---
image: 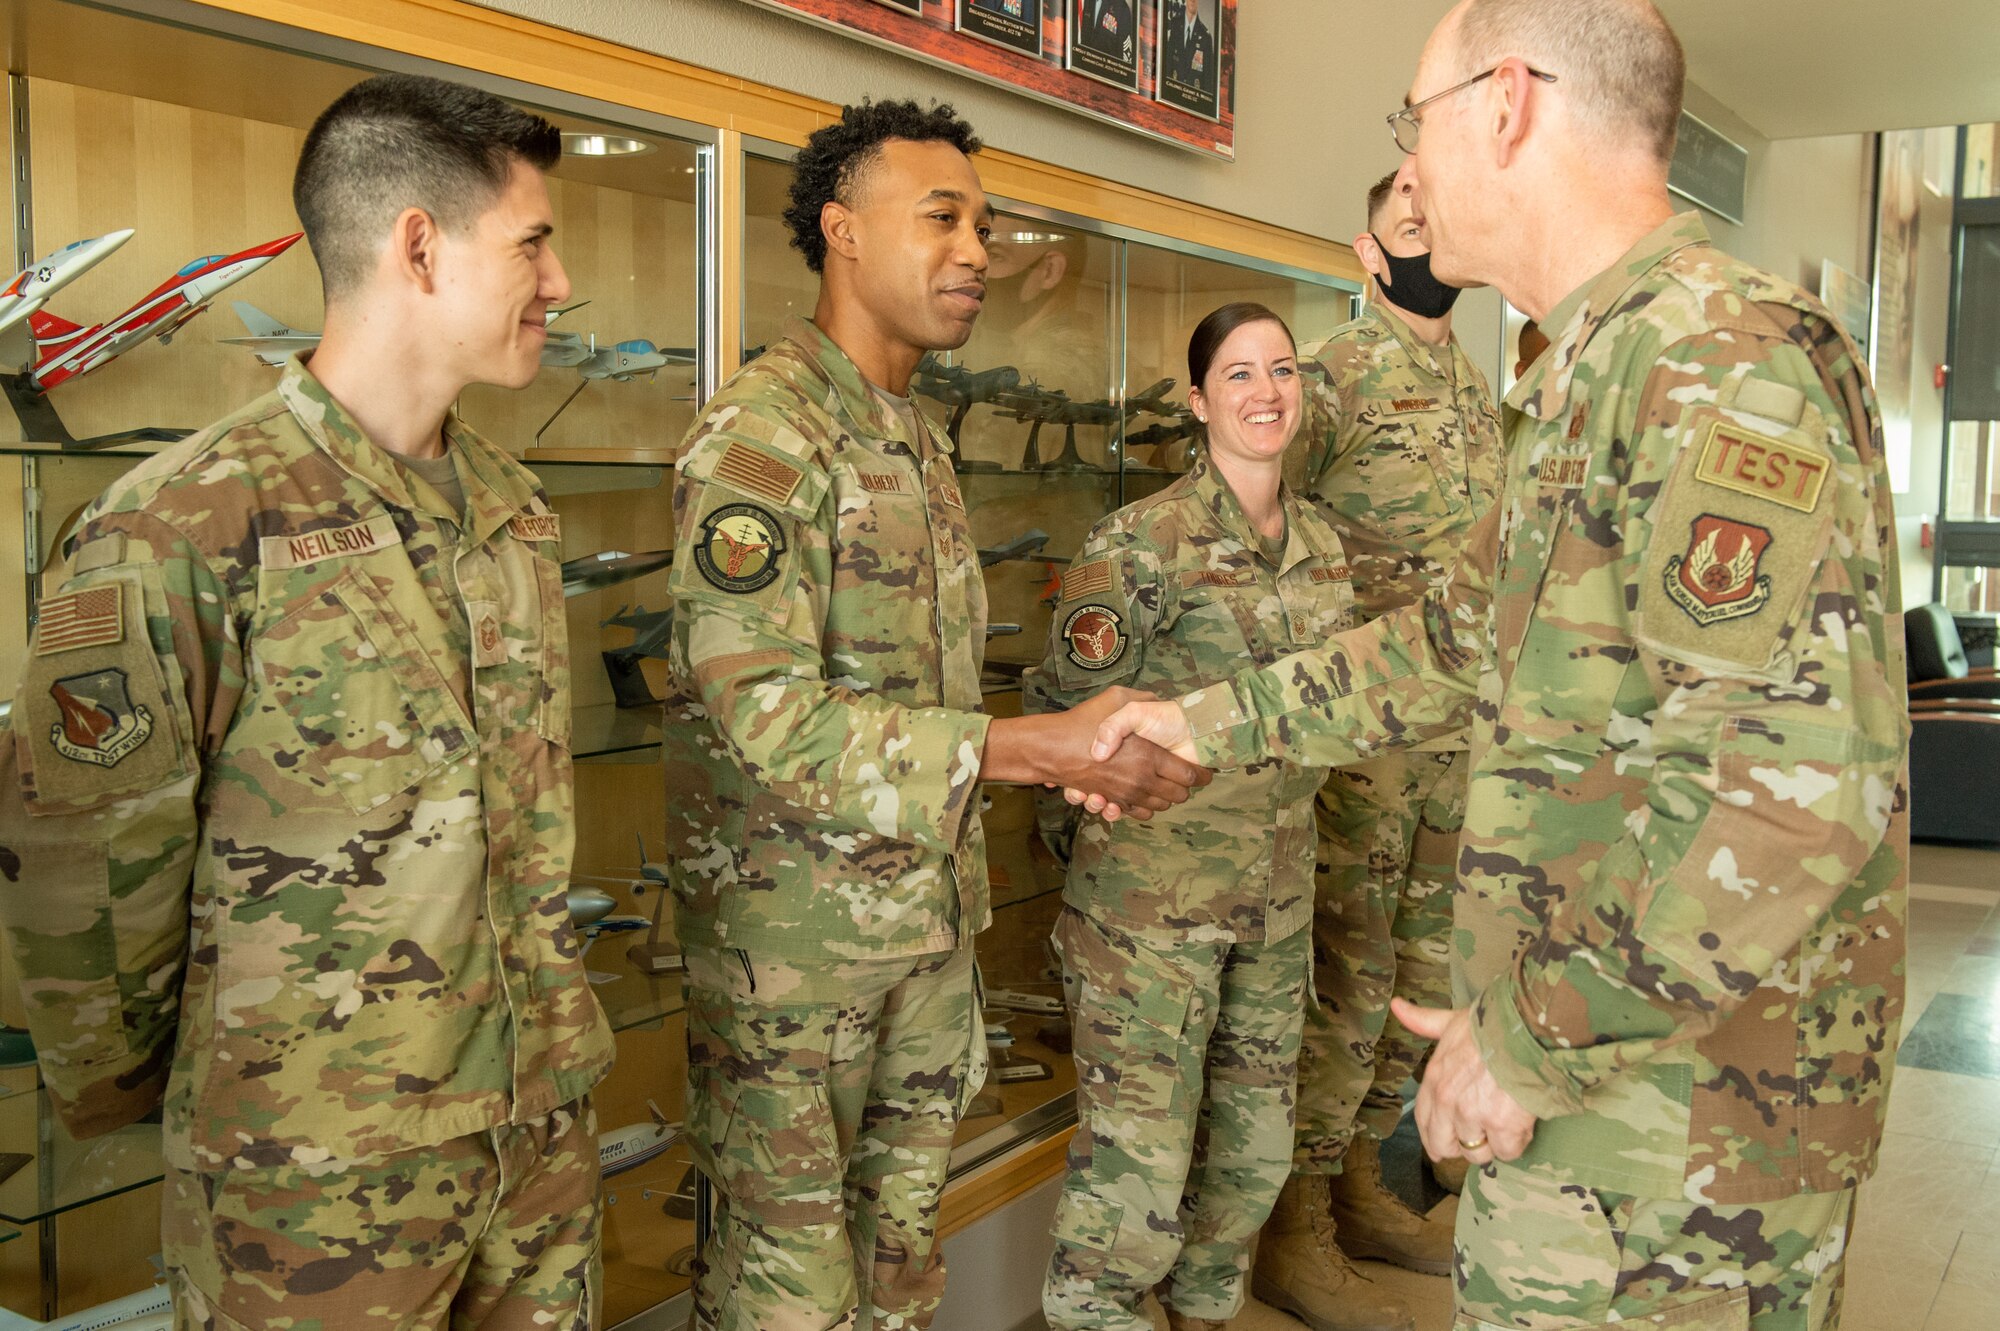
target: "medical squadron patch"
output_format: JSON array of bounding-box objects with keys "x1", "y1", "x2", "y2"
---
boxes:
[
  {"x1": 693, "y1": 503, "x2": 787, "y2": 594},
  {"x1": 1063, "y1": 604, "x2": 1126, "y2": 670}
]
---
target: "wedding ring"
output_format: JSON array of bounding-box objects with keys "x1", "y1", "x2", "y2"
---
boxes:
[{"x1": 1459, "y1": 1135, "x2": 1488, "y2": 1151}]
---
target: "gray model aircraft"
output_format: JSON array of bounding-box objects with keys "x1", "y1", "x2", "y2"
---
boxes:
[
  {"x1": 913, "y1": 354, "x2": 1023, "y2": 444},
  {"x1": 977, "y1": 528, "x2": 1071, "y2": 569}
]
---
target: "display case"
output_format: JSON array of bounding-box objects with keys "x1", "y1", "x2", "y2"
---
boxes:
[{"x1": 0, "y1": 1, "x2": 1361, "y2": 1325}]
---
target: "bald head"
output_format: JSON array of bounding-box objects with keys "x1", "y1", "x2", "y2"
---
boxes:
[{"x1": 1452, "y1": 0, "x2": 1685, "y2": 164}]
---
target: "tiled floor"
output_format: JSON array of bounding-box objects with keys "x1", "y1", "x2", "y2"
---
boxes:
[{"x1": 1125, "y1": 841, "x2": 2000, "y2": 1331}]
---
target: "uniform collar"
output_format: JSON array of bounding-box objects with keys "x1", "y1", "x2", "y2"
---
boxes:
[
  {"x1": 276, "y1": 353, "x2": 544, "y2": 547},
  {"x1": 779, "y1": 316, "x2": 952, "y2": 461},
  {"x1": 1505, "y1": 211, "x2": 1710, "y2": 423},
  {"x1": 1189, "y1": 448, "x2": 1317, "y2": 574},
  {"x1": 1367, "y1": 299, "x2": 1454, "y2": 382}
]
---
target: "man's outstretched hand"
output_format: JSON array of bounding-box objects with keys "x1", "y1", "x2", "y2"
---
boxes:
[
  {"x1": 985, "y1": 687, "x2": 1211, "y2": 820},
  {"x1": 1058, "y1": 696, "x2": 1200, "y2": 814}
]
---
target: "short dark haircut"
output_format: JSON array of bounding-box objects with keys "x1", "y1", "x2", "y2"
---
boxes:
[
  {"x1": 1365, "y1": 170, "x2": 1400, "y2": 231},
  {"x1": 294, "y1": 74, "x2": 562, "y2": 299},
  {"x1": 783, "y1": 99, "x2": 982, "y2": 274},
  {"x1": 1189, "y1": 302, "x2": 1295, "y2": 389}
]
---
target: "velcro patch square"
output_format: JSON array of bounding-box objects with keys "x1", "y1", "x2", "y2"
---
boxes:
[
  {"x1": 715, "y1": 442, "x2": 804, "y2": 506},
  {"x1": 35, "y1": 586, "x2": 123, "y2": 655}
]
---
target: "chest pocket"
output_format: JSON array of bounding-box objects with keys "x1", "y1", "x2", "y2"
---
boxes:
[
  {"x1": 833, "y1": 461, "x2": 940, "y2": 594},
  {"x1": 1355, "y1": 397, "x2": 1455, "y2": 530},
  {"x1": 255, "y1": 566, "x2": 466, "y2": 814},
  {"x1": 1168, "y1": 575, "x2": 1263, "y2": 673}
]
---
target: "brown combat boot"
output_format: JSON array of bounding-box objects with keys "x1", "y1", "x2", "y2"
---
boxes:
[
  {"x1": 1251, "y1": 1174, "x2": 1415, "y2": 1331},
  {"x1": 1325, "y1": 1134, "x2": 1456, "y2": 1277}
]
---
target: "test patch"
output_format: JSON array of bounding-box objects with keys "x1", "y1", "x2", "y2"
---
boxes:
[{"x1": 1693, "y1": 420, "x2": 1828, "y2": 513}]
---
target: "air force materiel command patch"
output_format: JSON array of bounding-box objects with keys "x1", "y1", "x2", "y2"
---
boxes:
[
  {"x1": 48, "y1": 667, "x2": 154, "y2": 767},
  {"x1": 1063, "y1": 604, "x2": 1126, "y2": 670},
  {"x1": 693, "y1": 503, "x2": 787, "y2": 594},
  {"x1": 1664, "y1": 514, "x2": 1773, "y2": 625}
]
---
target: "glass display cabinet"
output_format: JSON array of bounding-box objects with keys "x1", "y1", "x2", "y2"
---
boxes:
[{"x1": 0, "y1": 2, "x2": 1359, "y2": 1325}]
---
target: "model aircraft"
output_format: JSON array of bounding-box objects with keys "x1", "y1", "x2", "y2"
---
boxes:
[
  {"x1": 599, "y1": 1102, "x2": 681, "y2": 1178},
  {"x1": 216, "y1": 301, "x2": 320, "y2": 366},
  {"x1": 913, "y1": 355, "x2": 1022, "y2": 443},
  {"x1": 0, "y1": 1284, "x2": 171, "y2": 1331},
  {"x1": 0, "y1": 230, "x2": 134, "y2": 353},
  {"x1": 977, "y1": 529, "x2": 1072, "y2": 569},
  {"x1": 24, "y1": 232, "x2": 303, "y2": 392},
  {"x1": 602, "y1": 603, "x2": 674, "y2": 708},
  {"x1": 225, "y1": 301, "x2": 689, "y2": 382},
  {"x1": 561, "y1": 548, "x2": 674, "y2": 598},
  {"x1": 994, "y1": 386, "x2": 1123, "y2": 471}
]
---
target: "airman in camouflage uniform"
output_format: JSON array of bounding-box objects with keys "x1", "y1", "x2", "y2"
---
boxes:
[
  {"x1": 0, "y1": 76, "x2": 612, "y2": 1330},
  {"x1": 1265, "y1": 170, "x2": 1503, "y2": 1312},
  {"x1": 1085, "y1": 3, "x2": 1908, "y2": 1323},
  {"x1": 1028, "y1": 448, "x2": 1353, "y2": 1331},
  {"x1": 663, "y1": 102, "x2": 1202, "y2": 1331}
]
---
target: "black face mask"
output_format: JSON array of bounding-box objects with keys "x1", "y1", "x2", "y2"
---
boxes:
[{"x1": 1370, "y1": 234, "x2": 1462, "y2": 319}]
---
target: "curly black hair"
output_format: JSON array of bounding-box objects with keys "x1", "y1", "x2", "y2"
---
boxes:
[{"x1": 783, "y1": 99, "x2": 983, "y2": 274}]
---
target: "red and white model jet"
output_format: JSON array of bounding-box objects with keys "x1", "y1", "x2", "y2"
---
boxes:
[{"x1": 24, "y1": 231, "x2": 302, "y2": 391}]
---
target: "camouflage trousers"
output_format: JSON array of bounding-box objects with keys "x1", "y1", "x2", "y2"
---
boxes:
[
  {"x1": 1044, "y1": 907, "x2": 1310, "y2": 1331},
  {"x1": 1294, "y1": 747, "x2": 1466, "y2": 1171},
  {"x1": 1455, "y1": 1163, "x2": 1854, "y2": 1330},
  {"x1": 682, "y1": 943, "x2": 985, "y2": 1331},
  {"x1": 165, "y1": 1098, "x2": 599, "y2": 1331}
]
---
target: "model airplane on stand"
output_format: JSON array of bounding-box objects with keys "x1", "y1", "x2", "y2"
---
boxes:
[
  {"x1": 225, "y1": 300, "x2": 690, "y2": 382},
  {"x1": 0, "y1": 228, "x2": 303, "y2": 450},
  {"x1": 22, "y1": 233, "x2": 303, "y2": 391}
]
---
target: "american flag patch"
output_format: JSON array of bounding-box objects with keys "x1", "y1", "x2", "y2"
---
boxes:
[
  {"x1": 35, "y1": 585, "x2": 123, "y2": 656},
  {"x1": 1063, "y1": 559, "x2": 1114, "y2": 600},
  {"x1": 715, "y1": 442, "x2": 803, "y2": 505}
]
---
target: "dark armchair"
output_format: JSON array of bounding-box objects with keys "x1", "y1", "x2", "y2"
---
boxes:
[{"x1": 1906, "y1": 604, "x2": 2000, "y2": 844}]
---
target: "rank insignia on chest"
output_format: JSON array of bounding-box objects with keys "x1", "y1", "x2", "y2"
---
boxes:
[
  {"x1": 694, "y1": 502, "x2": 787, "y2": 594},
  {"x1": 1566, "y1": 402, "x2": 1590, "y2": 441},
  {"x1": 1664, "y1": 514, "x2": 1772, "y2": 625},
  {"x1": 48, "y1": 667, "x2": 154, "y2": 767},
  {"x1": 1062, "y1": 604, "x2": 1126, "y2": 670}
]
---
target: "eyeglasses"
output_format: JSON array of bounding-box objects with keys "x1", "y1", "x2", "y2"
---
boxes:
[{"x1": 1387, "y1": 65, "x2": 1557, "y2": 154}]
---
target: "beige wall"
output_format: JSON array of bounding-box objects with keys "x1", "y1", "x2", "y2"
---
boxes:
[{"x1": 484, "y1": 0, "x2": 1948, "y2": 600}]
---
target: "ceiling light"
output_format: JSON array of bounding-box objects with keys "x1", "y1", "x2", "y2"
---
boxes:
[
  {"x1": 1002, "y1": 229, "x2": 1069, "y2": 245},
  {"x1": 562, "y1": 133, "x2": 654, "y2": 158}
]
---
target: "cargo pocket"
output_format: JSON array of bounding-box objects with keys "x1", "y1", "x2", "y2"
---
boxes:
[
  {"x1": 532, "y1": 551, "x2": 572, "y2": 748},
  {"x1": 1058, "y1": 912, "x2": 1196, "y2": 1120},
  {"x1": 684, "y1": 986, "x2": 844, "y2": 1226},
  {"x1": 1051, "y1": 1188, "x2": 1125, "y2": 1255}
]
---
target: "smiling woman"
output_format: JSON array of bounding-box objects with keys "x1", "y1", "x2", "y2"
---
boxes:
[{"x1": 1022, "y1": 301, "x2": 1362, "y2": 1331}]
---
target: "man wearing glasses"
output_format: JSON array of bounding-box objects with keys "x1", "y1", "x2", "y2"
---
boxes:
[{"x1": 1092, "y1": 2, "x2": 1905, "y2": 1326}]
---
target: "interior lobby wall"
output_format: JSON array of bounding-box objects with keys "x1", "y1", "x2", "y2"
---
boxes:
[{"x1": 482, "y1": 0, "x2": 1944, "y2": 604}]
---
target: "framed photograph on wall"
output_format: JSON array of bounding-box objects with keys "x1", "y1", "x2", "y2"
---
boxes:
[
  {"x1": 1067, "y1": 0, "x2": 1139, "y2": 92},
  {"x1": 957, "y1": 0, "x2": 1042, "y2": 56},
  {"x1": 1154, "y1": 0, "x2": 1218, "y2": 119}
]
